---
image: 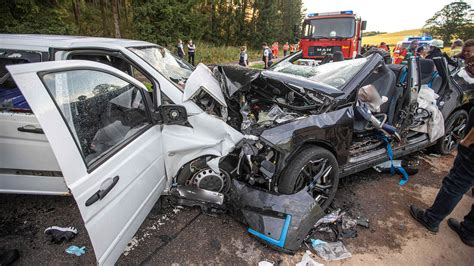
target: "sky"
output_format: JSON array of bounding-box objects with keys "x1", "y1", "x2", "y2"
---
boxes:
[{"x1": 302, "y1": 0, "x2": 473, "y2": 33}]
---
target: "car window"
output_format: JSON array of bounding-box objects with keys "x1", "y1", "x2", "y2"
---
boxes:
[
  {"x1": 272, "y1": 56, "x2": 369, "y2": 90},
  {"x1": 129, "y1": 46, "x2": 193, "y2": 90},
  {"x1": 41, "y1": 70, "x2": 151, "y2": 167}
]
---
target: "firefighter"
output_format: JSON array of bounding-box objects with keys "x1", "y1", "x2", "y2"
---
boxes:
[
  {"x1": 400, "y1": 40, "x2": 419, "y2": 65},
  {"x1": 378, "y1": 42, "x2": 389, "y2": 51},
  {"x1": 289, "y1": 43, "x2": 296, "y2": 55}
]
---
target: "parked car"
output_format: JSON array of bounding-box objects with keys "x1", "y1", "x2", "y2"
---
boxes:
[{"x1": 1, "y1": 35, "x2": 472, "y2": 264}]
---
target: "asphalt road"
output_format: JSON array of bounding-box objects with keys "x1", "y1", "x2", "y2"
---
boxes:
[{"x1": 1, "y1": 150, "x2": 473, "y2": 265}]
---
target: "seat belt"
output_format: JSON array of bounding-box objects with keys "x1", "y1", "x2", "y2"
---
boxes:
[
  {"x1": 381, "y1": 135, "x2": 409, "y2": 185},
  {"x1": 428, "y1": 71, "x2": 438, "y2": 88},
  {"x1": 399, "y1": 67, "x2": 408, "y2": 84}
]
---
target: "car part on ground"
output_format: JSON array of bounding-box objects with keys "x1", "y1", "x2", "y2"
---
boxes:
[{"x1": 228, "y1": 180, "x2": 325, "y2": 252}]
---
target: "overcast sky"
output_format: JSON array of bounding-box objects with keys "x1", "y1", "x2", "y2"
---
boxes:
[{"x1": 302, "y1": 0, "x2": 473, "y2": 32}]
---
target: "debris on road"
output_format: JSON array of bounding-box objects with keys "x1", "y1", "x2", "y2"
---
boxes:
[
  {"x1": 65, "y1": 245, "x2": 86, "y2": 257},
  {"x1": 258, "y1": 260, "x2": 275, "y2": 266},
  {"x1": 44, "y1": 226, "x2": 78, "y2": 244},
  {"x1": 314, "y1": 209, "x2": 342, "y2": 228},
  {"x1": 356, "y1": 216, "x2": 370, "y2": 228},
  {"x1": 311, "y1": 208, "x2": 369, "y2": 242},
  {"x1": 310, "y1": 239, "x2": 352, "y2": 261},
  {"x1": 296, "y1": 250, "x2": 324, "y2": 266}
]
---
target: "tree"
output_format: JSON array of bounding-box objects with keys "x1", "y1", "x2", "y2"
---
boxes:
[
  {"x1": 423, "y1": 1, "x2": 472, "y2": 45},
  {"x1": 111, "y1": 0, "x2": 121, "y2": 38}
]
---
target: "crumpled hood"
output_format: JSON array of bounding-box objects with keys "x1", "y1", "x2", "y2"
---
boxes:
[{"x1": 214, "y1": 65, "x2": 344, "y2": 98}]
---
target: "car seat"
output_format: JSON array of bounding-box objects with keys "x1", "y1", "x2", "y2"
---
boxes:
[
  {"x1": 353, "y1": 64, "x2": 397, "y2": 132},
  {"x1": 419, "y1": 59, "x2": 435, "y2": 85}
]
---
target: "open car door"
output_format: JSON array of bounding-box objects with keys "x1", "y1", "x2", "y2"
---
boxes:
[
  {"x1": 7, "y1": 60, "x2": 167, "y2": 265},
  {"x1": 394, "y1": 56, "x2": 421, "y2": 131}
]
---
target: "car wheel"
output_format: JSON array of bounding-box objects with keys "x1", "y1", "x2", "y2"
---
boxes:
[
  {"x1": 278, "y1": 146, "x2": 339, "y2": 210},
  {"x1": 176, "y1": 157, "x2": 232, "y2": 194},
  {"x1": 433, "y1": 109, "x2": 468, "y2": 154}
]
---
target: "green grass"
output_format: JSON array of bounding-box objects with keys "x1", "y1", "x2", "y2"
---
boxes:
[
  {"x1": 251, "y1": 62, "x2": 265, "y2": 69},
  {"x1": 177, "y1": 42, "x2": 261, "y2": 65}
]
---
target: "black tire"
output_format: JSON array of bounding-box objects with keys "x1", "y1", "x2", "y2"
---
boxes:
[
  {"x1": 278, "y1": 146, "x2": 339, "y2": 210},
  {"x1": 433, "y1": 109, "x2": 468, "y2": 154}
]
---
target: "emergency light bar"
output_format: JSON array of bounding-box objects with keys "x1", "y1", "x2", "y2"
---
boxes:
[
  {"x1": 406, "y1": 36, "x2": 433, "y2": 41},
  {"x1": 307, "y1": 10, "x2": 353, "y2": 17}
]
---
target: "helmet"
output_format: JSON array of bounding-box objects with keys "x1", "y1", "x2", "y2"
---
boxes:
[{"x1": 431, "y1": 39, "x2": 444, "y2": 48}]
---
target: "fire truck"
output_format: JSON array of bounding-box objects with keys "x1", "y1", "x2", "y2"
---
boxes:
[{"x1": 300, "y1": 11, "x2": 367, "y2": 60}]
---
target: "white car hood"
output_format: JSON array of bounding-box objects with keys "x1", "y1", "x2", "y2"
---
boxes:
[{"x1": 182, "y1": 63, "x2": 227, "y2": 107}]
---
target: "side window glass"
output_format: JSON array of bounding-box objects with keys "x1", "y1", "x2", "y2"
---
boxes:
[
  {"x1": 131, "y1": 66, "x2": 153, "y2": 92},
  {"x1": 41, "y1": 70, "x2": 151, "y2": 167}
]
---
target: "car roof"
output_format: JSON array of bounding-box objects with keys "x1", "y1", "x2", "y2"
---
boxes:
[{"x1": 0, "y1": 34, "x2": 156, "y2": 52}]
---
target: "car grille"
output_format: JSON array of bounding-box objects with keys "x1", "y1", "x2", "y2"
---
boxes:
[{"x1": 308, "y1": 46, "x2": 342, "y2": 56}]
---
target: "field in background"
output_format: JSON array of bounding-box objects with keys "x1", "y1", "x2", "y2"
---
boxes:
[{"x1": 363, "y1": 29, "x2": 422, "y2": 46}]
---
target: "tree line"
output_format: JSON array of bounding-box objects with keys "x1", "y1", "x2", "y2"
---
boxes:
[
  {"x1": 423, "y1": 1, "x2": 472, "y2": 45},
  {"x1": 0, "y1": 0, "x2": 304, "y2": 49}
]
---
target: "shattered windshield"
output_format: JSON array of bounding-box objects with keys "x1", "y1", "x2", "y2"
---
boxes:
[
  {"x1": 272, "y1": 56, "x2": 368, "y2": 90},
  {"x1": 129, "y1": 46, "x2": 193, "y2": 90}
]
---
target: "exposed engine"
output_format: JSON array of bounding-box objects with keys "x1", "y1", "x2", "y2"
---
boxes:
[{"x1": 179, "y1": 65, "x2": 341, "y2": 193}]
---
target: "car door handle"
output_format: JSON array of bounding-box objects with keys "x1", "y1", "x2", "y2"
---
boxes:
[
  {"x1": 85, "y1": 176, "x2": 120, "y2": 207},
  {"x1": 17, "y1": 125, "x2": 44, "y2": 134}
]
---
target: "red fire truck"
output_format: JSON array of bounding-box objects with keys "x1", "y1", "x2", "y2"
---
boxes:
[{"x1": 300, "y1": 11, "x2": 367, "y2": 60}]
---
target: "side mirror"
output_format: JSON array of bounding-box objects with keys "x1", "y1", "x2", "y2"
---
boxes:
[
  {"x1": 155, "y1": 104, "x2": 190, "y2": 126},
  {"x1": 361, "y1": 21, "x2": 367, "y2": 31}
]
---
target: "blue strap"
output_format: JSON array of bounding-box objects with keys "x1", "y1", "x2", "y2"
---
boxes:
[
  {"x1": 381, "y1": 136, "x2": 409, "y2": 185},
  {"x1": 428, "y1": 71, "x2": 438, "y2": 88},
  {"x1": 399, "y1": 67, "x2": 408, "y2": 84}
]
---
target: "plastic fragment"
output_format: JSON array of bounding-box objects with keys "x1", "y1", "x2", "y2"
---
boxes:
[
  {"x1": 44, "y1": 226, "x2": 78, "y2": 244},
  {"x1": 65, "y1": 245, "x2": 86, "y2": 257},
  {"x1": 314, "y1": 209, "x2": 342, "y2": 228},
  {"x1": 356, "y1": 217, "x2": 370, "y2": 228},
  {"x1": 296, "y1": 250, "x2": 324, "y2": 266},
  {"x1": 258, "y1": 260, "x2": 274, "y2": 266},
  {"x1": 310, "y1": 239, "x2": 352, "y2": 261}
]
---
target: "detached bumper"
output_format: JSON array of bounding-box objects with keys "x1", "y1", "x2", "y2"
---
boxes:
[{"x1": 228, "y1": 180, "x2": 324, "y2": 252}]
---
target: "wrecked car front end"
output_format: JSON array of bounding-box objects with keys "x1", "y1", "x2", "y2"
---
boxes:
[{"x1": 176, "y1": 63, "x2": 356, "y2": 252}]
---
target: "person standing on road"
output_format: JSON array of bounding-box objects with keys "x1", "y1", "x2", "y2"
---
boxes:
[
  {"x1": 409, "y1": 59, "x2": 474, "y2": 247},
  {"x1": 426, "y1": 39, "x2": 444, "y2": 59},
  {"x1": 187, "y1": 40, "x2": 196, "y2": 66},
  {"x1": 262, "y1": 42, "x2": 273, "y2": 69},
  {"x1": 283, "y1": 42, "x2": 290, "y2": 57},
  {"x1": 289, "y1": 43, "x2": 296, "y2": 55},
  {"x1": 176, "y1": 39, "x2": 185, "y2": 59},
  {"x1": 239, "y1": 46, "x2": 248, "y2": 67}
]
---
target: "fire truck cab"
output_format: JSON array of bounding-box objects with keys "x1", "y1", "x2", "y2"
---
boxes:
[{"x1": 300, "y1": 11, "x2": 366, "y2": 60}]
